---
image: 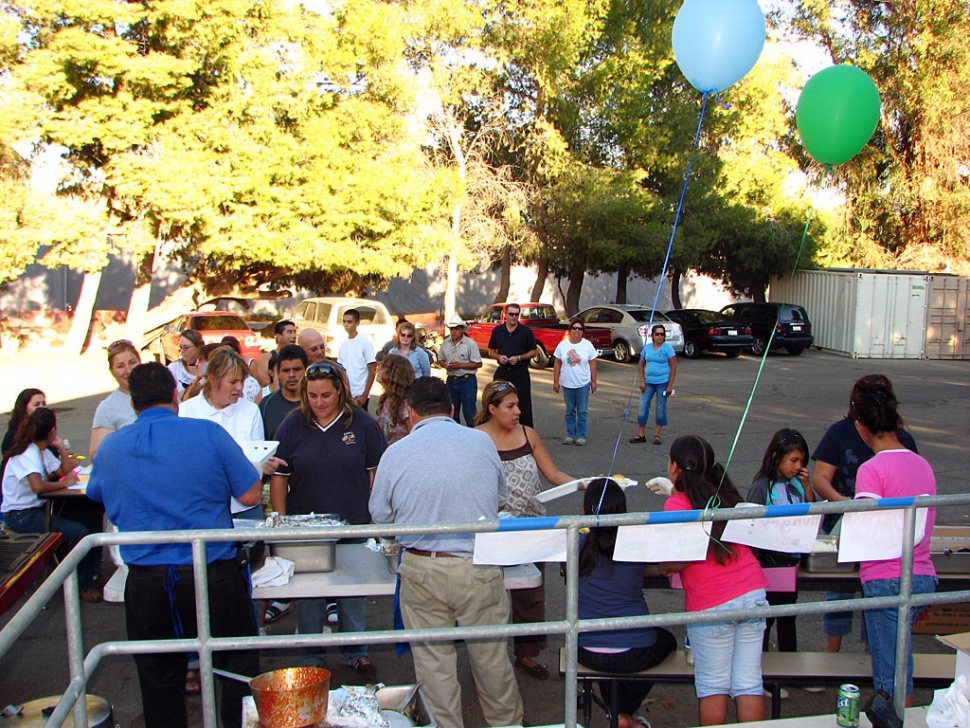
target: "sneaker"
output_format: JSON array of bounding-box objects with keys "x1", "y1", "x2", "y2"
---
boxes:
[
  {"x1": 802, "y1": 686, "x2": 826, "y2": 693},
  {"x1": 327, "y1": 602, "x2": 339, "y2": 624},
  {"x1": 764, "y1": 687, "x2": 789, "y2": 699},
  {"x1": 351, "y1": 656, "x2": 378, "y2": 679},
  {"x1": 562, "y1": 437, "x2": 575, "y2": 445},
  {"x1": 575, "y1": 438, "x2": 587, "y2": 446}
]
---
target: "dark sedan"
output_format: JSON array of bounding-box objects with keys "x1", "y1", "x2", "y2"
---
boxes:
[{"x1": 664, "y1": 309, "x2": 754, "y2": 359}]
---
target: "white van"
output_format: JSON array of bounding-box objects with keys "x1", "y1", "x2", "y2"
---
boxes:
[{"x1": 293, "y1": 297, "x2": 396, "y2": 359}]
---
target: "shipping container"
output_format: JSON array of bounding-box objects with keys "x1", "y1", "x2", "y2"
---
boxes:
[{"x1": 769, "y1": 269, "x2": 970, "y2": 360}]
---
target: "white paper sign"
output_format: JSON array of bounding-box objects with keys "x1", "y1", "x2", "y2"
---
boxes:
[
  {"x1": 612, "y1": 522, "x2": 711, "y2": 563},
  {"x1": 473, "y1": 529, "x2": 567, "y2": 565},
  {"x1": 838, "y1": 506, "x2": 929, "y2": 563},
  {"x1": 720, "y1": 504, "x2": 822, "y2": 553}
]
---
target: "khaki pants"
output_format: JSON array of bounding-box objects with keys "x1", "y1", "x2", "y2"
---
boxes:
[{"x1": 398, "y1": 552, "x2": 524, "y2": 728}]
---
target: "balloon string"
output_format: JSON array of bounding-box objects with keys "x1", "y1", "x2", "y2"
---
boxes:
[
  {"x1": 718, "y1": 171, "x2": 820, "y2": 492},
  {"x1": 610, "y1": 93, "x2": 712, "y2": 477}
]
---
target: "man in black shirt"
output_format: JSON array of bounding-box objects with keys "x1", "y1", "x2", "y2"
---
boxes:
[{"x1": 487, "y1": 303, "x2": 538, "y2": 427}]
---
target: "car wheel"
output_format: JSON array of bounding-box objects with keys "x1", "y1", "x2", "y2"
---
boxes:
[
  {"x1": 613, "y1": 339, "x2": 632, "y2": 363},
  {"x1": 786, "y1": 347, "x2": 804, "y2": 356},
  {"x1": 530, "y1": 344, "x2": 549, "y2": 369},
  {"x1": 724, "y1": 349, "x2": 741, "y2": 358},
  {"x1": 683, "y1": 340, "x2": 700, "y2": 359},
  {"x1": 751, "y1": 336, "x2": 767, "y2": 356}
]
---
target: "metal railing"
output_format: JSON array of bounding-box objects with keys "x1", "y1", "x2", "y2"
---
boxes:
[{"x1": 2, "y1": 493, "x2": 969, "y2": 727}]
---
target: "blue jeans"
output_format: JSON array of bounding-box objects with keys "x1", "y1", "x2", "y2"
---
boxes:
[
  {"x1": 863, "y1": 575, "x2": 937, "y2": 696},
  {"x1": 4, "y1": 507, "x2": 98, "y2": 590},
  {"x1": 296, "y1": 596, "x2": 368, "y2": 667},
  {"x1": 688, "y1": 589, "x2": 767, "y2": 699},
  {"x1": 447, "y1": 375, "x2": 478, "y2": 427},
  {"x1": 637, "y1": 382, "x2": 669, "y2": 427},
  {"x1": 563, "y1": 384, "x2": 590, "y2": 439}
]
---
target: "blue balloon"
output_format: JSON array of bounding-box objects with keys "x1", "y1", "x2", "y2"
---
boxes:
[{"x1": 673, "y1": 0, "x2": 766, "y2": 94}]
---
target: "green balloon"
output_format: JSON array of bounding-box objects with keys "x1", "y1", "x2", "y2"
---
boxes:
[{"x1": 796, "y1": 65, "x2": 881, "y2": 166}]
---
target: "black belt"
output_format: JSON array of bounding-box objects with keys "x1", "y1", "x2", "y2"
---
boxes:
[
  {"x1": 446, "y1": 374, "x2": 474, "y2": 380},
  {"x1": 128, "y1": 558, "x2": 237, "y2": 574}
]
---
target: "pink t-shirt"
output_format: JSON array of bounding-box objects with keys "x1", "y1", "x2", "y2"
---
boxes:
[
  {"x1": 664, "y1": 491, "x2": 767, "y2": 612},
  {"x1": 855, "y1": 449, "x2": 936, "y2": 584}
]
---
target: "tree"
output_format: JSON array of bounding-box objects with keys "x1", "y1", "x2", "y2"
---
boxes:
[{"x1": 784, "y1": 0, "x2": 970, "y2": 271}]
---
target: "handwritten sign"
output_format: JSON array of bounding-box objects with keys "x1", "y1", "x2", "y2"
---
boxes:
[
  {"x1": 612, "y1": 522, "x2": 710, "y2": 563},
  {"x1": 838, "y1": 507, "x2": 929, "y2": 563},
  {"x1": 473, "y1": 529, "x2": 567, "y2": 565},
  {"x1": 720, "y1": 504, "x2": 822, "y2": 553}
]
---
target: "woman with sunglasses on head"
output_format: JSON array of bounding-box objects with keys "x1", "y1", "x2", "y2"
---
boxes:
[
  {"x1": 475, "y1": 379, "x2": 574, "y2": 680},
  {"x1": 578, "y1": 478, "x2": 676, "y2": 728},
  {"x1": 630, "y1": 324, "x2": 676, "y2": 445},
  {"x1": 553, "y1": 318, "x2": 598, "y2": 446},
  {"x1": 659, "y1": 435, "x2": 767, "y2": 725},
  {"x1": 90, "y1": 339, "x2": 141, "y2": 458},
  {"x1": 3, "y1": 390, "x2": 48, "y2": 500},
  {"x1": 388, "y1": 321, "x2": 431, "y2": 379},
  {"x1": 2, "y1": 407, "x2": 102, "y2": 601},
  {"x1": 167, "y1": 329, "x2": 205, "y2": 396},
  {"x1": 271, "y1": 360, "x2": 387, "y2": 678}
]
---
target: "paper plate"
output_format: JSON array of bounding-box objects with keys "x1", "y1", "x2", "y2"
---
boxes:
[
  {"x1": 535, "y1": 476, "x2": 638, "y2": 504},
  {"x1": 240, "y1": 440, "x2": 278, "y2": 470}
]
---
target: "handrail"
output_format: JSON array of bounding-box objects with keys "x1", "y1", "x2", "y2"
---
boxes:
[{"x1": 2, "y1": 493, "x2": 968, "y2": 727}]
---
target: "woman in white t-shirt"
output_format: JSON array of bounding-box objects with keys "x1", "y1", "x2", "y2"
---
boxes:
[
  {"x1": 2, "y1": 407, "x2": 102, "y2": 601},
  {"x1": 90, "y1": 339, "x2": 140, "y2": 457},
  {"x1": 552, "y1": 319, "x2": 599, "y2": 446}
]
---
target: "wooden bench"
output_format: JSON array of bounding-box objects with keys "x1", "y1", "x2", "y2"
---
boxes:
[{"x1": 559, "y1": 648, "x2": 955, "y2": 725}]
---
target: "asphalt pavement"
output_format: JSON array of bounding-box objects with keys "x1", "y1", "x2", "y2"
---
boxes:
[{"x1": 1, "y1": 345, "x2": 968, "y2": 727}]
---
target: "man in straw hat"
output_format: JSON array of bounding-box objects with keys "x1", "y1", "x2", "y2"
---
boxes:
[{"x1": 438, "y1": 315, "x2": 482, "y2": 426}]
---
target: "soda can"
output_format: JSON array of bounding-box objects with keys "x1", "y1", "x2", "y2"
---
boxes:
[{"x1": 836, "y1": 683, "x2": 860, "y2": 727}]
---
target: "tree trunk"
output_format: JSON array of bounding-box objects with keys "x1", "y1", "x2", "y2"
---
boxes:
[
  {"x1": 669, "y1": 268, "x2": 683, "y2": 310},
  {"x1": 614, "y1": 263, "x2": 629, "y2": 304},
  {"x1": 125, "y1": 246, "x2": 158, "y2": 348},
  {"x1": 64, "y1": 269, "x2": 102, "y2": 355},
  {"x1": 565, "y1": 267, "x2": 585, "y2": 317},
  {"x1": 495, "y1": 245, "x2": 511, "y2": 303},
  {"x1": 444, "y1": 201, "x2": 462, "y2": 322},
  {"x1": 753, "y1": 287, "x2": 767, "y2": 302},
  {"x1": 530, "y1": 256, "x2": 549, "y2": 302}
]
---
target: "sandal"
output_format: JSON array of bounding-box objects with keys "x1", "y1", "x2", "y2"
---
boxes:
[
  {"x1": 185, "y1": 669, "x2": 201, "y2": 695},
  {"x1": 628, "y1": 435, "x2": 647, "y2": 444},
  {"x1": 264, "y1": 601, "x2": 291, "y2": 624},
  {"x1": 652, "y1": 436, "x2": 662, "y2": 445},
  {"x1": 514, "y1": 657, "x2": 550, "y2": 680}
]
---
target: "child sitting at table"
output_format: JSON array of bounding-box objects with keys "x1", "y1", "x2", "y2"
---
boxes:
[
  {"x1": 1, "y1": 407, "x2": 101, "y2": 602},
  {"x1": 578, "y1": 477, "x2": 676, "y2": 728}
]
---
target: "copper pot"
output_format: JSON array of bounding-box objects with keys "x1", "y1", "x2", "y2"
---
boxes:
[{"x1": 249, "y1": 667, "x2": 330, "y2": 728}]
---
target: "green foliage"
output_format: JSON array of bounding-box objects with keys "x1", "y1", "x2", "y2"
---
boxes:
[{"x1": 786, "y1": 0, "x2": 970, "y2": 270}]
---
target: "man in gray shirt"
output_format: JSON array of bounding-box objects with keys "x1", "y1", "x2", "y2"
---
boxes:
[{"x1": 370, "y1": 378, "x2": 523, "y2": 728}]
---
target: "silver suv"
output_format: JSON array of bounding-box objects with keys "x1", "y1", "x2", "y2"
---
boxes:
[
  {"x1": 293, "y1": 297, "x2": 396, "y2": 359},
  {"x1": 576, "y1": 304, "x2": 685, "y2": 363}
]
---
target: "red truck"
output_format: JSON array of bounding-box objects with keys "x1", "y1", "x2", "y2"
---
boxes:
[{"x1": 468, "y1": 302, "x2": 615, "y2": 369}]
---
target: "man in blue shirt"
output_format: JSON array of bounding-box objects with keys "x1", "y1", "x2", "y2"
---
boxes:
[{"x1": 88, "y1": 363, "x2": 262, "y2": 728}]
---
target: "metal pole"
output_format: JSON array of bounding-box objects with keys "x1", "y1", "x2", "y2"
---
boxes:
[{"x1": 893, "y1": 506, "x2": 917, "y2": 718}]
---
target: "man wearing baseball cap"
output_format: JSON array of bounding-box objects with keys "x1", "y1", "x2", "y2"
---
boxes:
[{"x1": 437, "y1": 315, "x2": 482, "y2": 426}]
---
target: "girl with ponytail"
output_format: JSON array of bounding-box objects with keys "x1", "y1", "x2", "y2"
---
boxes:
[
  {"x1": 852, "y1": 379, "x2": 936, "y2": 709},
  {"x1": 1, "y1": 408, "x2": 101, "y2": 601},
  {"x1": 659, "y1": 435, "x2": 768, "y2": 725}
]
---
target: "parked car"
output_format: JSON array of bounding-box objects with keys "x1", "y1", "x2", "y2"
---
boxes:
[
  {"x1": 663, "y1": 309, "x2": 754, "y2": 359},
  {"x1": 574, "y1": 304, "x2": 685, "y2": 363},
  {"x1": 143, "y1": 311, "x2": 262, "y2": 364},
  {"x1": 293, "y1": 297, "x2": 396, "y2": 359},
  {"x1": 467, "y1": 302, "x2": 614, "y2": 369},
  {"x1": 718, "y1": 302, "x2": 814, "y2": 356}
]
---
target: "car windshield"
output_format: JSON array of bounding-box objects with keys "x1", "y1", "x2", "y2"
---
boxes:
[
  {"x1": 627, "y1": 309, "x2": 667, "y2": 323},
  {"x1": 693, "y1": 310, "x2": 725, "y2": 324},
  {"x1": 192, "y1": 315, "x2": 248, "y2": 331}
]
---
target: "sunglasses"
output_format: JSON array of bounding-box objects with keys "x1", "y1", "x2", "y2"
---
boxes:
[
  {"x1": 492, "y1": 381, "x2": 518, "y2": 395},
  {"x1": 305, "y1": 361, "x2": 345, "y2": 380},
  {"x1": 653, "y1": 331, "x2": 666, "y2": 337},
  {"x1": 507, "y1": 312, "x2": 520, "y2": 317},
  {"x1": 107, "y1": 339, "x2": 134, "y2": 355},
  {"x1": 571, "y1": 326, "x2": 584, "y2": 331}
]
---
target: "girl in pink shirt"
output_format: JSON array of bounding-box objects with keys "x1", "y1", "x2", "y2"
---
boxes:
[
  {"x1": 660, "y1": 435, "x2": 767, "y2": 726},
  {"x1": 852, "y1": 380, "x2": 936, "y2": 708}
]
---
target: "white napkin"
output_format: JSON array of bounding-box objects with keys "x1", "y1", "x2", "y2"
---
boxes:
[{"x1": 250, "y1": 556, "x2": 295, "y2": 587}]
